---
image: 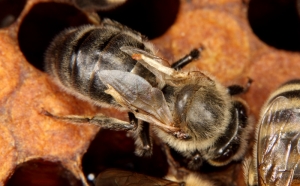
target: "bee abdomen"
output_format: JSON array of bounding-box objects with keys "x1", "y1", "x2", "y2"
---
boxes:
[
  {"x1": 267, "y1": 79, "x2": 300, "y2": 110},
  {"x1": 45, "y1": 19, "x2": 155, "y2": 107},
  {"x1": 270, "y1": 79, "x2": 300, "y2": 98},
  {"x1": 251, "y1": 80, "x2": 300, "y2": 186},
  {"x1": 261, "y1": 79, "x2": 300, "y2": 129}
]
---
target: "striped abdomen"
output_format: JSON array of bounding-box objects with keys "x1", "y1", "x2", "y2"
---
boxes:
[
  {"x1": 263, "y1": 79, "x2": 300, "y2": 122},
  {"x1": 45, "y1": 19, "x2": 156, "y2": 107},
  {"x1": 255, "y1": 79, "x2": 300, "y2": 186}
]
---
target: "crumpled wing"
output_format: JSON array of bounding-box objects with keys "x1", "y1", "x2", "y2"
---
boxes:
[
  {"x1": 121, "y1": 46, "x2": 174, "y2": 87},
  {"x1": 121, "y1": 46, "x2": 204, "y2": 87},
  {"x1": 121, "y1": 46, "x2": 215, "y2": 88},
  {"x1": 258, "y1": 96, "x2": 300, "y2": 186},
  {"x1": 98, "y1": 69, "x2": 178, "y2": 132}
]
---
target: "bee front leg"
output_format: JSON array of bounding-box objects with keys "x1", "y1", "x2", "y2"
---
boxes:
[
  {"x1": 171, "y1": 46, "x2": 204, "y2": 70},
  {"x1": 227, "y1": 78, "x2": 253, "y2": 96},
  {"x1": 42, "y1": 110, "x2": 135, "y2": 131},
  {"x1": 128, "y1": 112, "x2": 152, "y2": 157}
]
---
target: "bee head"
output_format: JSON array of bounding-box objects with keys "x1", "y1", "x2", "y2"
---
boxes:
[{"x1": 173, "y1": 81, "x2": 230, "y2": 144}]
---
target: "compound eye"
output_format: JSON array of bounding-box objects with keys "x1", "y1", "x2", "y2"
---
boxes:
[{"x1": 175, "y1": 85, "x2": 198, "y2": 122}]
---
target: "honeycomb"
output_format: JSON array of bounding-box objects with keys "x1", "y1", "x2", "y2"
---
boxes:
[{"x1": 0, "y1": 0, "x2": 300, "y2": 185}]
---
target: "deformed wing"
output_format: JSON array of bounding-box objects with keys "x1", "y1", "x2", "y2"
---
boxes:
[{"x1": 98, "y1": 70, "x2": 177, "y2": 132}]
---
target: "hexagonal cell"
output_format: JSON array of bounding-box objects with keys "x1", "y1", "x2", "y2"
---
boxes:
[
  {"x1": 73, "y1": 0, "x2": 127, "y2": 11},
  {"x1": 6, "y1": 159, "x2": 82, "y2": 186},
  {"x1": 18, "y1": 0, "x2": 179, "y2": 72},
  {"x1": 0, "y1": 0, "x2": 26, "y2": 28},
  {"x1": 18, "y1": 2, "x2": 93, "y2": 71},
  {"x1": 96, "y1": 0, "x2": 180, "y2": 39},
  {"x1": 82, "y1": 130, "x2": 169, "y2": 181},
  {"x1": 248, "y1": 0, "x2": 300, "y2": 51}
]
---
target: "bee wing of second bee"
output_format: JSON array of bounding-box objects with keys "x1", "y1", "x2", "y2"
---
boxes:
[
  {"x1": 258, "y1": 96, "x2": 300, "y2": 186},
  {"x1": 95, "y1": 169, "x2": 182, "y2": 186}
]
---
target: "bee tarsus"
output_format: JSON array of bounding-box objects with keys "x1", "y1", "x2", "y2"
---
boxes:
[
  {"x1": 171, "y1": 46, "x2": 204, "y2": 70},
  {"x1": 43, "y1": 111, "x2": 135, "y2": 131},
  {"x1": 227, "y1": 78, "x2": 253, "y2": 96}
]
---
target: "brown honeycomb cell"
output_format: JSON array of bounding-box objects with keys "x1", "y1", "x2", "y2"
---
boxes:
[{"x1": 0, "y1": 0, "x2": 300, "y2": 185}]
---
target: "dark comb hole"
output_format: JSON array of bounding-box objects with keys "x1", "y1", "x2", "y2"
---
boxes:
[
  {"x1": 248, "y1": 0, "x2": 300, "y2": 51},
  {"x1": 82, "y1": 130, "x2": 168, "y2": 182},
  {"x1": 0, "y1": 0, "x2": 26, "y2": 28},
  {"x1": 97, "y1": 0, "x2": 180, "y2": 39},
  {"x1": 6, "y1": 159, "x2": 81, "y2": 186},
  {"x1": 18, "y1": 2, "x2": 92, "y2": 71}
]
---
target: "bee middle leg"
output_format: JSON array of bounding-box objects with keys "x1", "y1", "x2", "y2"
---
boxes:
[
  {"x1": 43, "y1": 109, "x2": 153, "y2": 156},
  {"x1": 128, "y1": 112, "x2": 152, "y2": 157},
  {"x1": 42, "y1": 110, "x2": 135, "y2": 131}
]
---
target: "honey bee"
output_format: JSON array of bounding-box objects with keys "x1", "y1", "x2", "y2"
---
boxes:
[
  {"x1": 44, "y1": 18, "x2": 253, "y2": 169},
  {"x1": 244, "y1": 79, "x2": 300, "y2": 186}
]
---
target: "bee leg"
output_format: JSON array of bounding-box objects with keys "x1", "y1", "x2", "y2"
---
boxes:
[
  {"x1": 162, "y1": 144, "x2": 190, "y2": 182},
  {"x1": 171, "y1": 46, "x2": 204, "y2": 70},
  {"x1": 227, "y1": 78, "x2": 253, "y2": 96},
  {"x1": 187, "y1": 151, "x2": 203, "y2": 170},
  {"x1": 134, "y1": 121, "x2": 152, "y2": 157},
  {"x1": 128, "y1": 112, "x2": 138, "y2": 128},
  {"x1": 129, "y1": 112, "x2": 152, "y2": 156},
  {"x1": 42, "y1": 110, "x2": 134, "y2": 131}
]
